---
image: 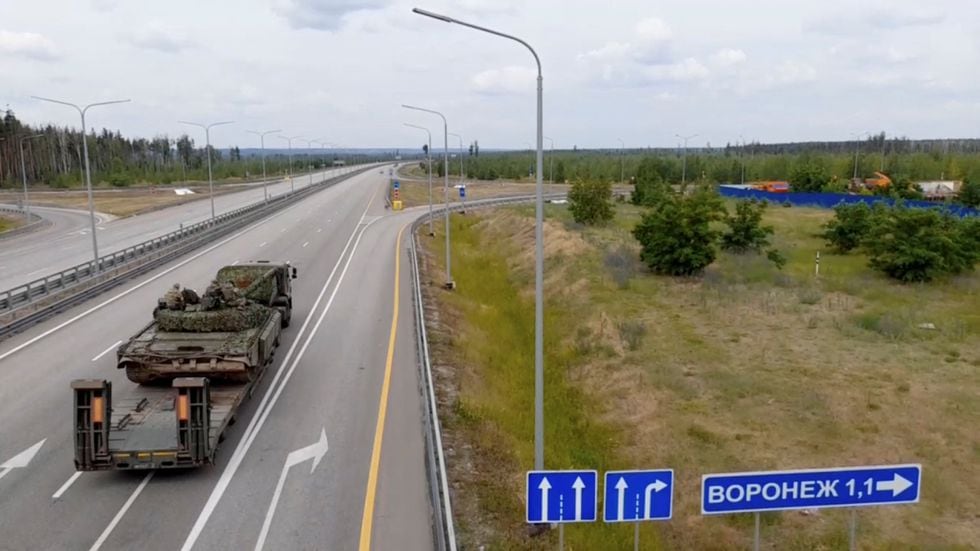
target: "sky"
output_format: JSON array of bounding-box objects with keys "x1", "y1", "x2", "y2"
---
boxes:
[{"x1": 2, "y1": 0, "x2": 980, "y2": 150}]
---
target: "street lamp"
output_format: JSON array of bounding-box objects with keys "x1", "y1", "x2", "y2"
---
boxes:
[
  {"x1": 851, "y1": 131, "x2": 869, "y2": 180},
  {"x1": 413, "y1": 6, "x2": 546, "y2": 472},
  {"x1": 295, "y1": 138, "x2": 314, "y2": 188},
  {"x1": 544, "y1": 136, "x2": 554, "y2": 183},
  {"x1": 18, "y1": 134, "x2": 44, "y2": 223},
  {"x1": 448, "y1": 131, "x2": 464, "y2": 189},
  {"x1": 178, "y1": 120, "x2": 234, "y2": 220},
  {"x1": 246, "y1": 129, "x2": 280, "y2": 201},
  {"x1": 278, "y1": 135, "x2": 302, "y2": 193},
  {"x1": 617, "y1": 138, "x2": 625, "y2": 184},
  {"x1": 404, "y1": 123, "x2": 434, "y2": 235},
  {"x1": 675, "y1": 133, "x2": 698, "y2": 185},
  {"x1": 403, "y1": 103, "x2": 454, "y2": 289},
  {"x1": 33, "y1": 96, "x2": 130, "y2": 268}
]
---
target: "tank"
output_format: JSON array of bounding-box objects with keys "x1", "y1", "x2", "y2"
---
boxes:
[{"x1": 116, "y1": 262, "x2": 296, "y2": 385}]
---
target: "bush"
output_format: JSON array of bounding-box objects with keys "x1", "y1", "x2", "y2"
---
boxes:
[
  {"x1": 721, "y1": 200, "x2": 773, "y2": 253},
  {"x1": 108, "y1": 172, "x2": 130, "y2": 187},
  {"x1": 789, "y1": 157, "x2": 829, "y2": 192},
  {"x1": 617, "y1": 320, "x2": 646, "y2": 351},
  {"x1": 822, "y1": 202, "x2": 875, "y2": 253},
  {"x1": 631, "y1": 158, "x2": 670, "y2": 206},
  {"x1": 632, "y1": 186, "x2": 725, "y2": 276},
  {"x1": 568, "y1": 178, "x2": 614, "y2": 225},
  {"x1": 863, "y1": 206, "x2": 979, "y2": 282},
  {"x1": 604, "y1": 246, "x2": 640, "y2": 289},
  {"x1": 958, "y1": 178, "x2": 980, "y2": 207}
]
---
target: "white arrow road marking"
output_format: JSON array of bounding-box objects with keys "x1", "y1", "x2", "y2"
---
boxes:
[
  {"x1": 876, "y1": 473, "x2": 913, "y2": 496},
  {"x1": 537, "y1": 477, "x2": 551, "y2": 522},
  {"x1": 91, "y1": 340, "x2": 122, "y2": 362},
  {"x1": 572, "y1": 477, "x2": 586, "y2": 520},
  {"x1": 643, "y1": 479, "x2": 668, "y2": 519},
  {"x1": 615, "y1": 477, "x2": 628, "y2": 521},
  {"x1": 254, "y1": 429, "x2": 328, "y2": 551},
  {"x1": 0, "y1": 439, "x2": 46, "y2": 482},
  {"x1": 89, "y1": 472, "x2": 153, "y2": 551},
  {"x1": 52, "y1": 471, "x2": 83, "y2": 500},
  {"x1": 302, "y1": 241, "x2": 309, "y2": 248}
]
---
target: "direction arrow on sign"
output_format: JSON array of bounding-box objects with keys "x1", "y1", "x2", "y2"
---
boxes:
[
  {"x1": 526, "y1": 470, "x2": 597, "y2": 524},
  {"x1": 0, "y1": 439, "x2": 46, "y2": 482},
  {"x1": 603, "y1": 470, "x2": 674, "y2": 522},
  {"x1": 702, "y1": 464, "x2": 921, "y2": 515},
  {"x1": 255, "y1": 429, "x2": 329, "y2": 550}
]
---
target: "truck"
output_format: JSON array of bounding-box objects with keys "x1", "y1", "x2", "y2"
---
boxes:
[{"x1": 71, "y1": 261, "x2": 297, "y2": 471}]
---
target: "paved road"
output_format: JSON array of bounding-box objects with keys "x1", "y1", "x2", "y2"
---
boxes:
[
  {"x1": 0, "y1": 166, "x2": 434, "y2": 550},
  {"x1": 0, "y1": 166, "x2": 369, "y2": 292}
]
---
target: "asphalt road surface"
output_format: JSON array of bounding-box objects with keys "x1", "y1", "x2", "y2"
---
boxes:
[
  {"x1": 0, "y1": 167, "x2": 361, "y2": 292},
  {"x1": 0, "y1": 166, "x2": 436, "y2": 550}
]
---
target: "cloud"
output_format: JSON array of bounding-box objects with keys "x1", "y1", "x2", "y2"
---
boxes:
[
  {"x1": 274, "y1": 0, "x2": 388, "y2": 31},
  {"x1": 805, "y1": 7, "x2": 944, "y2": 35},
  {"x1": 125, "y1": 24, "x2": 196, "y2": 53},
  {"x1": 470, "y1": 66, "x2": 537, "y2": 95},
  {"x1": 0, "y1": 30, "x2": 60, "y2": 61},
  {"x1": 711, "y1": 48, "x2": 747, "y2": 67},
  {"x1": 91, "y1": 0, "x2": 117, "y2": 12}
]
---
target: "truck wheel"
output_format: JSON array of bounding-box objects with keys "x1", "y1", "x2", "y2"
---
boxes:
[{"x1": 282, "y1": 308, "x2": 291, "y2": 328}]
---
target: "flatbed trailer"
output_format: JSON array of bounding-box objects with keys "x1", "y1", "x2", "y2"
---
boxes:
[{"x1": 71, "y1": 312, "x2": 278, "y2": 471}]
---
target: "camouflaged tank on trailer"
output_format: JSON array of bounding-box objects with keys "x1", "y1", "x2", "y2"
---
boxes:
[{"x1": 117, "y1": 262, "x2": 297, "y2": 385}]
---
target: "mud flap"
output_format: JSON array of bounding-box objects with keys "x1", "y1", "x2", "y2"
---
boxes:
[{"x1": 71, "y1": 379, "x2": 112, "y2": 471}]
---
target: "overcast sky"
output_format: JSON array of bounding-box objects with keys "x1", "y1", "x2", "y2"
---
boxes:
[{"x1": 2, "y1": 0, "x2": 979, "y2": 149}]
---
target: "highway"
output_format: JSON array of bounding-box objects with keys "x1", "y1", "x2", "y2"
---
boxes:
[
  {"x1": 0, "y1": 166, "x2": 362, "y2": 292},
  {"x1": 0, "y1": 167, "x2": 434, "y2": 550}
]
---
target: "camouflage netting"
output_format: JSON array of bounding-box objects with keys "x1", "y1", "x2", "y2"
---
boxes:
[
  {"x1": 154, "y1": 280, "x2": 273, "y2": 332},
  {"x1": 216, "y1": 265, "x2": 277, "y2": 304},
  {"x1": 156, "y1": 303, "x2": 271, "y2": 332}
]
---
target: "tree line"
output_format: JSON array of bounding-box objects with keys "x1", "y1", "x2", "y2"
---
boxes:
[{"x1": 0, "y1": 108, "x2": 381, "y2": 189}]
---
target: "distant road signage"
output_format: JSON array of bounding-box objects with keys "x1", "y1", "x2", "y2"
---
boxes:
[
  {"x1": 526, "y1": 470, "x2": 597, "y2": 523},
  {"x1": 393, "y1": 180, "x2": 400, "y2": 189},
  {"x1": 458, "y1": 185, "x2": 466, "y2": 198},
  {"x1": 603, "y1": 470, "x2": 673, "y2": 522},
  {"x1": 702, "y1": 464, "x2": 921, "y2": 515}
]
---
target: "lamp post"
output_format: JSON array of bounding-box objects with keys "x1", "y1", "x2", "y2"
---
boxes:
[
  {"x1": 851, "y1": 131, "x2": 869, "y2": 180},
  {"x1": 403, "y1": 103, "x2": 454, "y2": 289},
  {"x1": 295, "y1": 138, "x2": 314, "y2": 188},
  {"x1": 313, "y1": 139, "x2": 328, "y2": 181},
  {"x1": 413, "y1": 6, "x2": 545, "y2": 471},
  {"x1": 18, "y1": 134, "x2": 44, "y2": 222},
  {"x1": 675, "y1": 133, "x2": 698, "y2": 185},
  {"x1": 278, "y1": 135, "x2": 302, "y2": 193},
  {"x1": 246, "y1": 129, "x2": 280, "y2": 201},
  {"x1": 544, "y1": 136, "x2": 554, "y2": 183},
  {"x1": 33, "y1": 96, "x2": 130, "y2": 268},
  {"x1": 738, "y1": 134, "x2": 746, "y2": 186},
  {"x1": 617, "y1": 138, "x2": 625, "y2": 184},
  {"x1": 405, "y1": 123, "x2": 434, "y2": 235},
  {"x1": 178, "y1": 120, "x2": 234, "y2": 219}
]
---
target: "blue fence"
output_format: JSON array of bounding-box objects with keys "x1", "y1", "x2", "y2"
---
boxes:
[{"x1": 717, "y1": 187, "x2": 979, "y2": 218}]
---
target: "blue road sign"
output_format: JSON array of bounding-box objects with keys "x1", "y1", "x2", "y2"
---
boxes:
[
  {"x1": 526, "y1": 470, "x2": 597, "y2": 523},
  {"x1": 702, "y1": 464, "x2": 921, "y2": 515},
  {"x1": 603, "y1": 470, "x2": 674, "y2": 522},
  {"x1": 393, "y1": 180, "x2": 400, "y2": 189},
  {"x1": 459, "y1": 185, "x2": 466, "y2": 198}
]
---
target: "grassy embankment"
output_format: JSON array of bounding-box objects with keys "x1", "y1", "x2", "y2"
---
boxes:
[
  {"x1": 418, "y1": 201, "x2": 980, "y2": 550},
  {"x1": 0, "y1": 214, "x2": 23, "y2": 233},
  {"x1": 0, "y1": 184, "x2": 250, "y2": 218}
]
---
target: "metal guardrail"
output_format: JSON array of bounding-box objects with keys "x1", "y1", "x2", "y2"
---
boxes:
[
  {"x1": 408, "y1": 192, "x2": 569, "y2": 551},
  {"x1": 0, "y1": 165, "x2": 381, "y2": 339}
]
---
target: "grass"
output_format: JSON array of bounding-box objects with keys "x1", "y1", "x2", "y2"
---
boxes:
[
  {"x1": 0, "y1": 214, "x2": 24, "y2": 233},
  {"x1": 0, "y1": 185, "x2": 244, "y2": 217},
  {"x1": 420, "y1": 200, "x2": 980, "y2": 549}
]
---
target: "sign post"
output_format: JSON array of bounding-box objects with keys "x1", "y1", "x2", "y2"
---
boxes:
[
  {"x1": 702, "y1": 464, "x2": 921, "y2": 549},
  {"x1": 458, "y1": 184, "x2": 466, "y2": 213}
]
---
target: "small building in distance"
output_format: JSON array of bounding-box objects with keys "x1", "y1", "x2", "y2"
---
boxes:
[{"x1": 917, "y1": 180, "x2": 962, "y2": 201}]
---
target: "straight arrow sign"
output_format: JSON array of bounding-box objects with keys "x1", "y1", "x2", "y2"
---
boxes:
[
  {"x1": 0, "y1": 439, "x2": 46, "y2": 482},
  {"x1": 255, "y1": 429, "x2": 328, "y2": 551},
  {"x1": 615, "y1": 477, "x2": 628, "y2": 521},
  {"x1": 538, "y1": 477, "x2": 551, "y2": 522},
  {"x1": 572, "y1": 477, "x2": 585, "y2": 520}
]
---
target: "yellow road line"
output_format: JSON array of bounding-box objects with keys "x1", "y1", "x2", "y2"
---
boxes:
[{"x1": 358, "y1": 224, "x2": 406, "y2": 550}]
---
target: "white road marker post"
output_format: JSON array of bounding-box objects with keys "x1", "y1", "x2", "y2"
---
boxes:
[{"x1": 816, "y1": 251, "x2": 821, "y2": 277}]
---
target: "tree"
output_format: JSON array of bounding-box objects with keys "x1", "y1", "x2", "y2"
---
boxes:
[
  {"x1": 958, "y1": 178, "x2": 980, "y2": 207},
  {"x1": 863, "y1": 206, "x2": 979, "y2": 282},
  {"x1": 553, "y1": 160, "x2": 566, "y2": 183},
  {"x1": 568, "y1": 179, "x2": 614, "y2": 225},
  {"x1": 789, "y1": 157, "x2": 829, "y2": 192},
  {"x1": 822, "y1": 202, "x2": 875, "y2": 253},
  {"x1": 632, "y1": 186, "x2": 725, "y2": 275},
  {"x1": 721, "y1": 199, "x2": 773, "y2": 253},
  {"x1": 631, "y1": 157, "x2": 669, "y2": 206}
]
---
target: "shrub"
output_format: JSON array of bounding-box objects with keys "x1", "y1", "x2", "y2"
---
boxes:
[
  {"x1": 568, "y1": 178, "x2": 614, "y2": 225},
  {"x1": 632, "y1": 186, "x2": 725, "y2": 276},
  {"x1": 958, "y1": 178, "x2": 980, "y2": 207},
  {"x1": 631, "y1": 158, "x2": 670, "y2": 206},
  {"x1": 789, "y1": 157, "x2": 829, "y2": 192},
  {"x1": 721, "y1": 199, "x2": 773, "y2": 253},
  {"x1": 604, "y1": 245, "x2": 640, "y2": 289},
  {"x1": 863, "y1": 206, "x2": 979, "y2": 282},
  {"x1": 822, "y1": 202, "x2": 874, "y2": 253},
  {"x1": 617, "y1": 320, "x2": 646, "y2": 351}
]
